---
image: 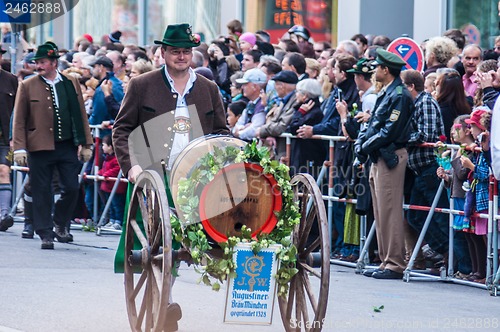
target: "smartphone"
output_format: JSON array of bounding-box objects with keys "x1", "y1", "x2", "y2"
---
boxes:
[
  {"x1": 337, "y1": 89, "x2": 343, "y2": 103},
  {"x1": 105, "y1": 71, "x2": 112, "y2": 80}
]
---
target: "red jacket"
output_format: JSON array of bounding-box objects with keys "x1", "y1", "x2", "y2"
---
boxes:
[{"x1": 98, "y1": 154, "x2": 127, "y2": 194}]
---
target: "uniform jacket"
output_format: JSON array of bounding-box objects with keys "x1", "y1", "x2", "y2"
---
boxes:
[
  {"x1": 12, "y1": 73, "x2": 93, "y2": 152},
  {"x1": 112, "y1": 69, "x2": 229, "y2": 175},
  {"x1": 0, "y1": 69, "x2": 17, "y2": 145},
  {"x1": 355, "y1": 76, "x2": 414, "y2": 163}
]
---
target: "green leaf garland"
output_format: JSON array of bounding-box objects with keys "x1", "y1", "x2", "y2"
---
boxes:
[{"x1": 172, "y1": 140, "x2": 301, "y2": 296}]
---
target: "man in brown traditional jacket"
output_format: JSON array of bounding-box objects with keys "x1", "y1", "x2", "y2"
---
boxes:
[
  {"x1": 12, "y1": 42, "x2": 93, "y2": 250},
  {"x1": 113, "y1": 24, "x2": 228, "y2": 181},
  {"x1": 112, "y1": 23, "x2": 229, "y2": 332}
]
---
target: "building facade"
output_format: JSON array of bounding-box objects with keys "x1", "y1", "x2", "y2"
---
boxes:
[{"x1": 1, "y1": 0, "x2": 498, "y2": 55}]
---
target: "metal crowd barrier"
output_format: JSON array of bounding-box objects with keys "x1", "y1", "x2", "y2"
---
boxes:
[
  {"x1": 279, "y1": 133, "x2": 500, "y2": 296},
  {"x1": 9, "y1": 126, "x2": 500, "y2": 295},
  {"x1": 10, "y1": 125, "x2": 129, "y2": 236}
]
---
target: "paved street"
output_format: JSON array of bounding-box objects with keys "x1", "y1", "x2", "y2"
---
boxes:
[{"x1": 0, "y1": 221, "x2": 499, "y2": 332}]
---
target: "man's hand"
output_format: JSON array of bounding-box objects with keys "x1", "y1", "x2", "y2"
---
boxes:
[
  {"x1": 335, "y1": 100, "x2": 348, "y2": 118},
  {"x1": 354, "y1": 111, "x2": 371, "y2": 123},
  {"x1": 296, "y1": 125, "x2": 314, "y2": 139},
  {"x1": 79, "y1": 146, "x2": 93, "y2": 162},
  {"x1": 14, "y1": 150, "x2": 27, "y2": 166},
  {"x1": 354, "y1": 145, "x2": 367, "y2": 164},
  {"x1": 101, "y1": 79, "x2": 113, "y2": 97},
  {"x1": 128, "y1": 165, "x2": 143, "y2": 184}
]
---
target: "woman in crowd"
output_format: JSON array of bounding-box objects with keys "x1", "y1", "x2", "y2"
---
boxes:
[
  {"x1": 472, "y1": 59, "x2": 497, "y2": 108},
  {"x1": 435, "y1": 69, "x2": 471, "y2": 141},
  {"x1": 286, "y1": 79, "x2": 325, "y2": 176}
]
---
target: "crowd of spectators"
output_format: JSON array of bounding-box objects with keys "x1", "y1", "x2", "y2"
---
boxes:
[{"x1": 1, "y1": 21, "x2": 500, "y2": 281}]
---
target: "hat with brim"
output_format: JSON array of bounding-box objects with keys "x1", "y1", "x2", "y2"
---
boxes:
[
  {"x1": 89, "y1": 56, "x2": 114, "y2": 70},
  {"x1": 272, "y1": 70, "x2": 298, "y2": 84},
  {"x1": 44, "y1": 41, "x2": 59, "y2": 52},
  {"x1": 347, "y1": 57, "x2": 376, "y2": 74},
  {"x1": 235, "y1": 68, "x2": 267, "y2": 84},
  {"x1": 32, "y1": 44, "x2": 60, "y2": 61},
  {"x1": 23, "y1": 52, "x2": 35, "y2": 64},
  {"x1": 154, "y1": 23, "x2": 201, "y2": 48},
  {"x1": 371, "y1": 48, "x2": 406, "y2": 69},
  {"x1": 465, "y1": 109, "x2": 488, "y2": 130}
]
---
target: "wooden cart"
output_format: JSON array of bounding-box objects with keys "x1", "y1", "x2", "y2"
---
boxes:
[{"x1": 122, "y1": 136, "x2": 330, "y2": 331}]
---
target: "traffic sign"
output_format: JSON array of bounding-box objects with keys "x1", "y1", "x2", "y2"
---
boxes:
[
  {"x1": 0, "y1": 0, "x2": 31, "y2": 24},
  {"x1": 462, "y1": 23, "x2": 481, "y2": 45},
  {"x1": 387, "y1": 37, "x2": 424, "y2": 72}
]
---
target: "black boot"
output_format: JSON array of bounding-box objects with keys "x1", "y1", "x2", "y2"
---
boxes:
[
  {"x1": 0, "y1": 214, "x2": 14, "y2": 231},
  {"x1": 22, "y1": 193, "x2": 34, "y2": 239},
  {"x1": 22, "y1": 221, "x2": 34, "y2": 239}
]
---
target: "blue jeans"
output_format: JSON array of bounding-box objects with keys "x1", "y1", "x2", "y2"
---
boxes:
[
  {"x1": 331, "y1": 177, "x2": 347, "y2": 254},
  {"x1": 103, "y1": 192, "x2": 125, "y2": 225},
  {"x1": 407, "y1": 163, "x2": 450, "y2": 254}
]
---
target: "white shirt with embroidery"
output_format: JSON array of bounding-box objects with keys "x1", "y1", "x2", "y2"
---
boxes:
[{"x1": 164, "y1": 66, "x2": 197, "y2": 169}]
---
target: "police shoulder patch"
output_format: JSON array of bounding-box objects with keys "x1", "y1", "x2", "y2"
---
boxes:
[
  {"x1": 389, "y1": 110, "x2": 400, "y2": 122},
  {"x1": 396, "y1": 86, "x2": 403, "y2": 94}
]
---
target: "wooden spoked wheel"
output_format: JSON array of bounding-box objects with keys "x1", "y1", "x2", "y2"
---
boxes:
[
  {"x1": 279, "y1": 173, "x2": 330, "y2": 332},
  {"x1": 124, "y1": 170, "x2": 172, "y2": 332}
]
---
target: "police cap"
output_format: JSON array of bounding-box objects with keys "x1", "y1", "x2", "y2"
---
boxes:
[{"x1": 372, "y1": 49, "x2": 407, "y2": 69}]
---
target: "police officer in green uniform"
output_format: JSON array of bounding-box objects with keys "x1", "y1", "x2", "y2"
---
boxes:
[{"x1": 355, "y1": 49, "x2": 414, "y2": 279}]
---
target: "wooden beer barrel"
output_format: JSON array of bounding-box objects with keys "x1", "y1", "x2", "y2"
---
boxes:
[
  {"x1": 199, "y1": 163, "x2": 282, "y2": 242},
  {"x1": 170, "y1": 135, "x2": 246, "y2": 224}
]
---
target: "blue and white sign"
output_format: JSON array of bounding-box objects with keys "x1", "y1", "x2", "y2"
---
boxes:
[
  {"x1": 0, "y1": 0, "x2": 31, "y2": 24},
  {"x1": 224, "y1": 243, "x2": 280, "y2": 325},
  {"x1": 387, "y1": 37, "x2": 424, "y2": 72}
]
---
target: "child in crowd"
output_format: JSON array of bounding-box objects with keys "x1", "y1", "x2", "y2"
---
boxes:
[
  {"x1": 459, "y1": 107, "x2": 492, "y2": 283},
  {"x1": 227, "y1": 101, "x2": 246, "y2": 135},
  {"x1": 424, "y1": 72, "x2": 437, "y2": 95},
  {"x1": 437, "y1": 114, "x2": 474, "y2": 278},
  {"x1": 98, "y1": 135, "x2": 127, "y2": 230},
  {"x1": 83, "y1": 77, "x2": 99, "y2": 117}
]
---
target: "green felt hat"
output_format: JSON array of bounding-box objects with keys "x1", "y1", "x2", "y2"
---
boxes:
[
  {"x1": 44, "y1": 41, "x2": 59, "y2": 52},
  {"x1": 154, "y1": 23, "x2": 201, "y2": 48},
  {"x1": 347, "y1": 58, "x2": 376, "y2": 74},
  {"x1": 372, "y1": 48, "x2": 406, "y2": 69},
  {"x1": 32, "y1": 44, "x2": 60, "y2": 61}
]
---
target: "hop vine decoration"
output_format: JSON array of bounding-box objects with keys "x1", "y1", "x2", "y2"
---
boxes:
[{"x1": 172, "y1": 140, "x2": 301, "y2": 296}]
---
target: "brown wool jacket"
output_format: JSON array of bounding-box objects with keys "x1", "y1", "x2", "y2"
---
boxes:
[
  {"x1": 12, "y1": 73, "x2": 93, "y2": 152},
  {"x1": 0, "y1": 69, "x2": 18, "y2": 146},
  {"x1": 112, "y1": 69, "x2": 229, "y2": 175}
]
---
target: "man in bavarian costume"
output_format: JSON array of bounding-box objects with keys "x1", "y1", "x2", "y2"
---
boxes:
[
  {"x1": 113, "y1": 23, "x2": 229, "y2": 180},
  {"x1": 112, "y1": 23, "x2": 229, "y2": 331},
  {"x1": 12, "y1": 42, "x2": 93, "y2": 249}
]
